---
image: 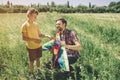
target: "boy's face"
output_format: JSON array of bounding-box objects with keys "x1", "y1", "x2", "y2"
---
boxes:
[{"x1": 28, "y1": 13, "x2": 38, "y2": 22}]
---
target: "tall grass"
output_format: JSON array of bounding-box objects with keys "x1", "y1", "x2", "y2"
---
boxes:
[{"x1": 0, "y1": 13, "x2": 120, "y2": 80}]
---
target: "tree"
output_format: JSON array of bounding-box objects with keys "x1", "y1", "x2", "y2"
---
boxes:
[
  {"x1": 89, "y1": 2, "x2": 91, "y2": 8},
  {"x1": 51, "y1": 1, "x2": 55, "y2": 7},
  {"x1": 92, "y1": 5, "x2": 96, "y2": 8},
  {"x1": 108, "y1": 2, "x2": 116, "y2": 7},
  {"x1": 66, "y1": 1, "x2": 70, "y2": 8},
  {"x1": 37, "y1": 3, "x2": 40, "y2": 7},
  {"x1": 47, "y1": 2, "x2": 49, "y2": 6},
  {"x1": 11, "y1": 2, "x2": 12, "y2": 7},
  {"x1": 6, "y1": 0, "x2": 11, "y2": 8}
]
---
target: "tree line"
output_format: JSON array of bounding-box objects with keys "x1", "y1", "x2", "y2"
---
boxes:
[{"x1": 0, "y1": 1, "x2": 120, "y2": 13}]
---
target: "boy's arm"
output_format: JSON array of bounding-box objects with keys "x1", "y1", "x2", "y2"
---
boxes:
[
  {"x1": 22, "y1": 32, "x2": 41, "y2": 43},
  {"x1": 39, "y1": 34, "x2": 54, "y2": 40}
]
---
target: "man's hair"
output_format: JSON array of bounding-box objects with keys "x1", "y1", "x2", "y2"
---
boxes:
[
  {"x1": 27, "y1": 8, "x2": 38, "y2": 17},
  {"x1": 56, "y1": 18, "x2": 67, "y2": 26}
]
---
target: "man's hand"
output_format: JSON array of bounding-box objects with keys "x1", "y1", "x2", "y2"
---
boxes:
[
  {"x1": 49, "y1": 48, "x2": 54, "y2": 54},
  {"x1": 60, "y1": 41, "x2": 66, "y2": 46}
]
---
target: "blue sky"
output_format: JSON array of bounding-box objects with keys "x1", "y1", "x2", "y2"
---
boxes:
[{"x1": 0, "y1": 0, "x2": 119, "y2": 7}]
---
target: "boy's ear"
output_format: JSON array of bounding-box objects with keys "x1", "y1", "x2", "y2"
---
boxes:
[
  {"x1": 27, "y1": 14, "x2": 31, "y2": 18},
  {"x1": 27, "y1": 14, "x2": 29, "y2": 17}
]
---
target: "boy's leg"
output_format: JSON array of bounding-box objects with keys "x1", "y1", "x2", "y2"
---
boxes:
[
  {"x1": 36, "y1": 58, "x2": 40, "y2": 69},
  {"x1": 29, "y1": 61, "x2": 34, "y2": 74},
  {"x1": 26, "y1": 47, "x2": 36, "y2": 74},
  {"x1": 36, "y1": 47, "x2": 42, "y2": 70}
]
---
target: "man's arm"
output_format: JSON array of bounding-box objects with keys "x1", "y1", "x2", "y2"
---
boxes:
[{"x1": 60, "y1": 41, "x2": 82, "y2": 51}]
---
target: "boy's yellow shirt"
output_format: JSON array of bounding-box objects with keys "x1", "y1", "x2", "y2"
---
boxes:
[{"x1": 21, "y1": 21, "x2": 42, "y2": 49}]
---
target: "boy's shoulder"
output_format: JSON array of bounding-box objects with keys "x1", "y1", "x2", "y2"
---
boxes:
[
  {"x1": 33, "y1": 22, "x2": 39, "y2": 26},
  {"x1": 21, "y1": 21, "x2": 39, "y2": 29},
  {"x1": 22, "y1": 21, "x2": 28, "y2": 27},
  {"x1": 33, "y1": 22, "x2": 40, "y2": 28}
]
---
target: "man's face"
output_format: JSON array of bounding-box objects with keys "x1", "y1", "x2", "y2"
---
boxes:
[
  {"x1": 56, "y1": 20, "x2": 66, "y2": 32},
  {"x1": 29, "y1": 13, "x2": 38, "y2": 22}
]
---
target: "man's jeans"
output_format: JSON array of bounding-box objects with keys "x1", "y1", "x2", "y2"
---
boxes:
[{"x1": 68, "y1": 54, "x2": 77, "y2": 64}]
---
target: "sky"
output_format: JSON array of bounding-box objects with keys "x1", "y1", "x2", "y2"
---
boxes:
[{"x1": 0, "y1": 0, "x2": 119, "y2": 7}]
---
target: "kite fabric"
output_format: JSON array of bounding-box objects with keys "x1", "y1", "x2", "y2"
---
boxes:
[{"x1": 42, "y1": 31, "x2": 70, "y2": 71}]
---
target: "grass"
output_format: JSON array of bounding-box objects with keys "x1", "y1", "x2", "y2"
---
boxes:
[{"x1": 0, "y1": 13, "x2": 120, "y2": 80}]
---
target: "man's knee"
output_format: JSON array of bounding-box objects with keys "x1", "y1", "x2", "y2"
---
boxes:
[{"x1": 68, "y1": 55, "x2": 77, "y2": 64}]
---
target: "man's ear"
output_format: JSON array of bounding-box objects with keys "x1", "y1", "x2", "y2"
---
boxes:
[{"x1": 63, "y1": 23, "x2": 66, "y2": 27}]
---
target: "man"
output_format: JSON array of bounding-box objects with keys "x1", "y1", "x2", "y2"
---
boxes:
[
  {"x1": 46, "y1": 18, "x2": 82, "y2": 71},
  {"x1": 21, "y1": 8, "x2": 51, "y2": 74}
]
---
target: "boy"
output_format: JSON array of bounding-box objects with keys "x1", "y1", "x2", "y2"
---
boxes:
[{"x1": 21, "y1": 8, "x2": 50, "y2": 74}]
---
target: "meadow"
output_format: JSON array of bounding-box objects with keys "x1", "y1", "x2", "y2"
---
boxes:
[{"x1": 0, "y1": 13, "x2": 120, "y2": 80}]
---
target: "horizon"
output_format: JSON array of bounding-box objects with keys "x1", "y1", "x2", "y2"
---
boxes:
[{"x1": 0, "y1": 0, "x2": 119, "y2": 7}]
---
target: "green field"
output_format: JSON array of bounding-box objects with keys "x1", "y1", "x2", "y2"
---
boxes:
[{"x1": 0, "y1": 13, "x2": 120, "y2": 80}]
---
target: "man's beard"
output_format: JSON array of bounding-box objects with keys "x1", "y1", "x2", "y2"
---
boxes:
[{"x1": 57, "y1": 27, "x2": 63, "y2": 32}]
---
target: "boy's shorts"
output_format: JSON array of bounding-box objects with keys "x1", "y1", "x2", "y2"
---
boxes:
[{"x1": 26, "y1": 47, "x2": 42, "y2": 61}]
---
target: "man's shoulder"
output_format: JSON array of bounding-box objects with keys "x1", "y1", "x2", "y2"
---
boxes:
[
  {"x1": 66, "y1": 29, "x2": 72, "y2": 32},
  {"x1": 66, "y1": 29, "x2": 74, "y2": 34},
  {"x1": 66, "y1": 29, "x2": 77, "y2": 36}
]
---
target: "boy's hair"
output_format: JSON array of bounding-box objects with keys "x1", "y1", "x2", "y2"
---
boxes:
[
  {"x1": 27, "y1": 8, "x2": 38, "y2": 17},
  {"x1": 56, "y1": 18, "x2": 67, "y2": 26}
]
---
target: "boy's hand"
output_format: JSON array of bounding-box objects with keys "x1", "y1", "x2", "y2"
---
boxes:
[
  {"x1": 46, "y1": 35, "x2": 55, "y2": 40},
  {"x1": 48, "y1": 36, "x2": 55, "y2": 40},
  {"x1": 33, "y1": 39, "x2": 41, "y2": 43}
]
